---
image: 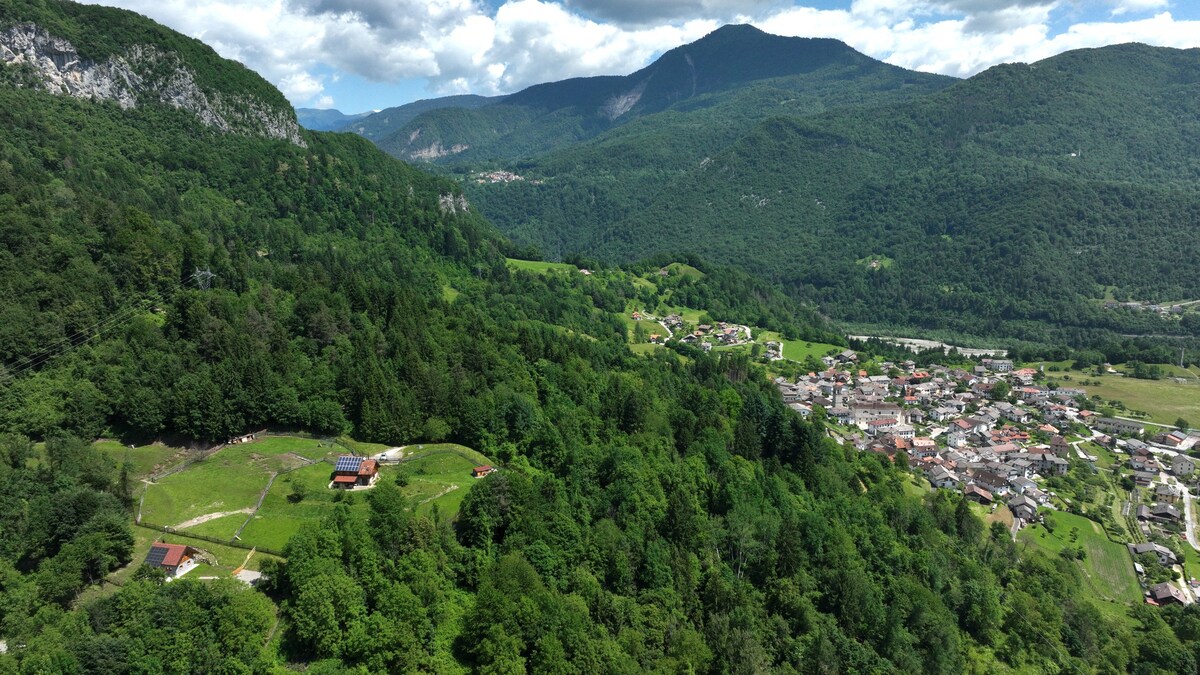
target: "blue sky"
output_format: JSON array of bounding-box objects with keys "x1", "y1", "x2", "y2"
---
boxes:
[{"x1": 84, "y1": 0, "x2": 1200, "y2": 113}]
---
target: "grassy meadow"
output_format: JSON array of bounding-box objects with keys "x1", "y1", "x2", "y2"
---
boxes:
[{"x1": 1018, "y1": 511, "x2": 1142, "y2": 624}]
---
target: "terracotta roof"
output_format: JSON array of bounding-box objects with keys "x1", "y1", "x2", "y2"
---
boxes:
[
  {"x1": 332, "y1": 474, "x2": 358, "y2": 484},
  {"x1": 357, "y1": 460, "x2": 378, "y2": 476},
  {"x1": 147, "y1": 543, "x2": 189, "y2": 568}
]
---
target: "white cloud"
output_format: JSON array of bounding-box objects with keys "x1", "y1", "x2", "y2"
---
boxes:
[
  {"x1": 757, "y1": 2, "x2": 1199, "y2": 77},
  {"x1": 77, "y1": 0, "x2": 1200, "y2": 103},
  {"x1": 279, "y1": 71, "x2": 326, "y2": 101},
  {"x1": 1108, "y1": 0, "x2": 1168, "y2": 16}
]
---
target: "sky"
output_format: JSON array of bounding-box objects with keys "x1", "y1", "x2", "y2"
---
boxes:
[{"x1": 81, "y1": 0, "x2": 1200, "y2": 113}]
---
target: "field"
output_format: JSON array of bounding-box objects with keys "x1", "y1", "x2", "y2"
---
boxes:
[
  {"x1": 139, "y1": 436, "x2": 490, "y2": 552},
  {"x1": 1044, "y1": 371, "x2": 1200, "y2": 426},
  {"x1": 759, "y1": 331, "x2": 843, "y2": 365},
  {"x1": 1018, "y1": 511, "x2": 1142, "y2": 624},
  {"x1": 622, "y1": 315, "x2": 667, "y2": 343},
  {"x1": 505, "y1": 258, "x2": 578, "y2": 274},
  {"x1": 93, "y1": 440, "x2": 182, "y2": 478},
  {"x1": 661, "y1": 262, "x2": 705, "y2": 280}
]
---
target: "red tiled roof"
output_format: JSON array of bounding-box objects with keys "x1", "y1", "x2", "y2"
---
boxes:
[
  {"x1": 357, "y1": 460, "x2": 378, "y2": 476},
  {"x1": 149, "y1": 543, "x2": 188, "y2": 567},
  {"x1": 332, "y1": 474, "x2": 358, "y2": 484}
]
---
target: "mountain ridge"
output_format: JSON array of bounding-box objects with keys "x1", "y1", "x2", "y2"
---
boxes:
[
  {"x1": 0, "y1": 0, "x2": 303, "y2": 144},
  {"x1": 360, "y1": 25, "x2": 953, "y2": 162}
]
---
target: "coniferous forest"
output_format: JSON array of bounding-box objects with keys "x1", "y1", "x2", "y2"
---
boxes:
[{"x1": 2, "y1": 2, "x2": 1200, "y2": 674}]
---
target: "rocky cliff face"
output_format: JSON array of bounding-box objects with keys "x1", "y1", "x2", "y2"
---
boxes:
[{"x1": 0, "y1": 23, "x2": 304, "y2": 146}]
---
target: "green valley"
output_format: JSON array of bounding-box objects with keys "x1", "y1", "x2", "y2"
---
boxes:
[{"x1": 3, "y1": 2, "x2": 1200, "y2": 675}]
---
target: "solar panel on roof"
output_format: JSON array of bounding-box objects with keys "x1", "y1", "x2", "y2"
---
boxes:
[
  {"x1": 145, "y1": 545, "x2": 169, "y2": 567},
  {"x1": 335, "y1": 456, "x2": 361, "y2": 473}
]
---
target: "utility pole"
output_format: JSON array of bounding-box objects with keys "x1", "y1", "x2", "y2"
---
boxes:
[{"x1": 191, "y1": 268, "x2": 216, "y2": 290}]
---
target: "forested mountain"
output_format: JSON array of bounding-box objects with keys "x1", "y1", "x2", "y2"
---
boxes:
[
  {"x1": 295, "y1": 107, "x2": 371, "y2": 131},
  {"x1": 363, "y1": 25, "x2": 951, "y2": 163},
  {"x1": 465, "y1": 39, "x2": 1200, "y2": 347},
  {"x1": 344, "y1": 94, "x2": 503, "y2": 141},
  {"x1": 4, "y1": 2, "x2": 1200, "y2": 673}
]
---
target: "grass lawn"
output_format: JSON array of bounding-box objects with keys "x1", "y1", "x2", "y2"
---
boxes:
[
  {"x1": 662, "y1": 262, "x2": 705, "y2": 280},
  {"x1": 629, "y1": 343, "x2": 663, "y2": 354},
  {"x1": 334, "y1": 436, "x2": 394, "y2": 456},
  {"x1": 1179, "y1": 540, "x2": 1200, "y2": 580},
  {"x1": 759, "y1": 331, "x2": 843, "y2": 365},
  {"x1": 93, "y1": 440, "x2": 182, "y2": 478},
  {"x1": 140, "y1": 438, "x2": 322, "y2": 529},
  {"x1": 1018, "y1": 511, "x2": 1141, "y2": 624},
  {"x1": 141, "y1": 457, "x2": 271, "y2": 529},
  {"x1": 400, "y1": 451, "x2": 481, "y2": 517},
  {"x1": 505, "y1": 258, "x2": 577, "y2": 274},
  {"x1": 902, "y1": 474, "x2": 931, "y2": 498},
  {"x1": 237, "y1": 445, "x2": 489, "y2": 551},
  {"x1": 238, "y1": 463, "x2": 341, "y2": 551},
  {"x1": 987, "y1": 504, "x2": 1015, "y2": 529},
  {"x1": 248, "y1": 436, "x2": 344, "y2": 461},
  {"x1": 187, "y1": 512, "x2": 254, "y2": 541},
  {"x1": 622, "y1": 316, "x2": 667, "y2": 343},
  {"x1": 1045, "y1": 372, "x2": 1200, "y2": 426}
]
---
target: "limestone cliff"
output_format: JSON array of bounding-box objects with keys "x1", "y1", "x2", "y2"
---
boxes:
[{"x1": 0, "y1": 23, "x2": 304, "y2": 146}]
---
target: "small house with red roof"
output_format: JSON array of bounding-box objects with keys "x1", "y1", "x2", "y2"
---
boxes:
[
  {"x1": 330, "y1": 456, "x2": 380, "y2": 489},
  {"x1": 144, "y1": 543, "x2": 200, "y2": 580},
  {"x1": 472, "y1": 465, "x2": 497, "y2": 478}
]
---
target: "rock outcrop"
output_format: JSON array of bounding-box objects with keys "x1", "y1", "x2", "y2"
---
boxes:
[{"x1": 0, "y1": 23, "x2": 304, "y2": 146}]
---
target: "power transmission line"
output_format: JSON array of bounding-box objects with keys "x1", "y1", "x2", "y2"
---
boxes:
[{"x1": 0, "y1": 270, "x2": 215, "y2": 384}]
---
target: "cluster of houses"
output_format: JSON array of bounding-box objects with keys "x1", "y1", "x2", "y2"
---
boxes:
[
  {"x1": 654, "y1": 314, "x2": 751, "y2": 350},
  {"x1": 1103, "y1": 301, "x2": 1188, "y2": 317},
  {"x1": 775, "y1": 353, "x2": 1200, "y2": 606},
  {"x1": 777, "y1": 355, "x2": 1200, "y2": 528},
  {"x1": 777, "y1": 353, "x2": 1200, "y2": 605},
  {"x1": 474, "y1": 170, "x2": 540, "y2": 185}
]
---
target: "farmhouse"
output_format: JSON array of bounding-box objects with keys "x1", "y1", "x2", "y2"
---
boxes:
[
  {"x1": 144, "y1": 543, "x2": 200, "y2": 580},
  {"x1": 330, "y1": 456, "x2": 380, "y2": 489},
  {"x1": 1150, "y1": 582, "x2": 1190, "y2": 606},
  {"x1": 472, "y1": 465, "x2": 497, "y2": 478},
  {"x1": 1129, "y1": 542, "x2": 1178, "y2": 566}
]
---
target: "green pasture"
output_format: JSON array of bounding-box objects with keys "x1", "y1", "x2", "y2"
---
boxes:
[
  {"x1": 1018, "y1": 511, "x2": 1141, "y2": 624},
  {"x1": 94, "y1": 440, "x2": 181, "y2": 478},
  {"x1": 505, "y1": 258, "x2": 577, "y2": 274}
]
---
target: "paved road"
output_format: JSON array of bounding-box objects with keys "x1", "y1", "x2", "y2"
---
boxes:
[
  {"x1": 1182, "y1": 483, "x2": 1200, "y2": 552},
  {"x1": 1137, "y1": 441, "x2": 1200, "y2": 559}
]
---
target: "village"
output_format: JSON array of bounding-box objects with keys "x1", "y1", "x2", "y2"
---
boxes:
[
  {"x1": 631, "y1": 310, "x2": 756, "y2": 352},
  {"x1": 776, "y1": 352, "x2": 1200, "y2": 608}
]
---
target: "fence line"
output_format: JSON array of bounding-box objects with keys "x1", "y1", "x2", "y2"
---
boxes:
[{"x1": 137, "y1": 522, "x2": 286, "y2": 559}]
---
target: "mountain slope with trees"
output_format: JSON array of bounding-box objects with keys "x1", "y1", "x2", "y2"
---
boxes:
[
  {"x1": 468, "y1": 39, "x2": 1200, "y2": 349},
  {"x1": 3, "y1": 3, "x2": 1200, "y2": 673}
]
